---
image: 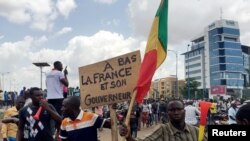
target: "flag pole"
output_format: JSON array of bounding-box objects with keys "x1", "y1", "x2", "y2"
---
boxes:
[
  {"x1": 125, "y1": 90, "x2": 137, "y2": 126},
  {"x1": 120, "y1": 90, "x2": 137, "y2": 141}
]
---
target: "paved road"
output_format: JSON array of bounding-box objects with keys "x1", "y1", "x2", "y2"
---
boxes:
[{"x1": 99, "y1": 125, "x2": 158, "y2": 141}]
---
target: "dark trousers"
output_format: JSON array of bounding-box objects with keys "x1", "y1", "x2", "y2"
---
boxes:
[
  {"x1": 48, "y1": 98, "x2": 64, "y2": 136},
  {"x1": 48, "y1": 98, "x2": 64, "y2": 115}
]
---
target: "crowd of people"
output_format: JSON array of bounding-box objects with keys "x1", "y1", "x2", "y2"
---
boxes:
[
  {"x1": 1, "y1": 60, "x2": 250, "y2": 141},
  {"x1": 0, "y1": 61, "x2": 108, "y2": 141}
]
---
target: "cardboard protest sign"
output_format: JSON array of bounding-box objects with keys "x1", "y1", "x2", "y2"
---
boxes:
[{"x1": 79, "y1": 50, "x2": 141, "y2": 108}]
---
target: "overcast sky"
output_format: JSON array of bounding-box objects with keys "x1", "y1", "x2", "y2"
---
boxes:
[{"x1": 1, "y1": 0, "x2": 250, "y2": 91}]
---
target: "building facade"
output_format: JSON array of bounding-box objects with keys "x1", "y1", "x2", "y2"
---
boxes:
[
  {"x1": 148, "y1": 76, "x2": 185, "y2": 99},
  {"x1": 183, "y1": 19, "x2": 250, "y2": 99}
]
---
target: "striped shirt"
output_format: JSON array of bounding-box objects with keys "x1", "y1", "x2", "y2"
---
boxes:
[
  {"x1": 60, "y1": 110, "x2": 105, "y2": 141},
  {"x1": 137, "y1": 122, "x2": 207, "y2": 141}
]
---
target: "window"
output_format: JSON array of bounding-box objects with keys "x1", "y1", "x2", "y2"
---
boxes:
[
  {"x1": 161, "y1": 82, "x2": 164, "y2": 86},
  {"x1": 190, "y1": 76, "x2": 201, "y2": 80},
  {"x1": 226, "y1": 20, "x2": 235, "y2": 26},
  {"x1": 219, "y1": 57, "x2": 225, "y2": 63},
  {"x1": 187, "y1": 63, "x2": 201, "y2": 69},
  {"x1": 225, "y1": 49, "x2": 242, "y2": 56},
  {"x1": 225, "y1": 72, "x2": 240, "y2": 79},
  {"x1": 221, "y1": 79, "x2": 226, "y2": 85},
  {"x1": 215, "y1": 35, "x2": 222, "y2": 42},
  {"x1": 188, "y1": 69, "x2": 201, "y2": 75},
  {"x1": 220, "y1": 64, "x2": 226, "y2": 70},
  {"x1": 185, "y1": 56, "x2": 201, "y2": 63},
  {"x1": 226, "y1": 57, "x2": 243, "y2": 64},
  {"x1": 219, "y1": 50, "x2": 225, "y2": 56},
  {"x1": 223, "y1": 28, "x2": 239, "y2": 35},
  {"x1": 224, "y1": 37, "x2": 237, "y2": 42}
]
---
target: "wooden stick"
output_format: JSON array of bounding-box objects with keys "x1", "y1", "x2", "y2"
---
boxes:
[
  {"x1": 109, "y1": 105, "x2": 118, "y2": 141},
  {"x1": 125, "y1": 90, "x2": 137, "y2": 126},
  {"x1": 119, "y1": 90, "x2": 137, "y2": 141}
]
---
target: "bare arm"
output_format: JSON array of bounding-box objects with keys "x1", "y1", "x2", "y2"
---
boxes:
[
  {"x1": 60, "y1": 78, "x2": 68, "y2": 87},
  {"x1": 40, "y1": 101, "x2": 62, "y2": 123},
  {"x1": 60, "y1": 68, "x2": 69, "y2": 86},
  {"x1": 1, "y1": 117, "x2": 19, "y2": 125}
]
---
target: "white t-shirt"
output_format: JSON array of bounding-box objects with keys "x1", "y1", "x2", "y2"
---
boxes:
[
  {"x1": 228, "y1": 107, "x2": 238, "y2": 124},
  {"x1": 46, "y1": 70, "x2": 65, "y2": 99},
  {"x1": 185, "y1": 105, "x2": 200, "y2": 125},
  {"x1": 142, "y1": 104, "x2": 149, "y2": 113}
]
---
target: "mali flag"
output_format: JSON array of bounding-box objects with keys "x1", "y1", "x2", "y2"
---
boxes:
[{"x1": 136, "y1": 0, "x2": 168, "y2": 103}]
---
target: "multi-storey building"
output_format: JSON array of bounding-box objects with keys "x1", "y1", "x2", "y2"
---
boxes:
[
  {"x1": 148, "y1": 76, "x2": 185, "y2": 98},
  {"x1": 183, "y1": 19, "x2": 250, "y2": 99}
]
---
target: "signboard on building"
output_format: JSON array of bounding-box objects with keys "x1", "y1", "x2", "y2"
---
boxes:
[
  {"x1": 210, "y1": 85, "x2": 226, "y2": 95},
  {"x1": 79, "y1": 50, "x2": 141, "y2": 108}
]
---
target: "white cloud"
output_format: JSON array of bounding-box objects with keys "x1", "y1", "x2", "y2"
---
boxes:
[
  {"x1": 0, "y1": 0, "x2": 77, "y2": 31},
  {"x1": 128, "y1": 0, "x2": 250, "y2": 46},
  {"x1": 0, "y1": 30, "x2": 144, "y2": 90},
  {"x1": 34, "y1": 36, "x2": 48, "y2": 46},
  {"x1": 101, "y1": 19, "x2": 120, "y2": 26},
  {"x1": 54, "y1": 27, "x2": 73, "y2": 37},
  {"x1": 0, "y1": 35, "x2": 4, "y2": 40},
  {"x1": 127, "y1": 0, "x2": 250, "y2": 81},
  {"x1": 56, "y1": 0, "x2": 77, "y2": 18},
  {"x1": 94, "y1": 0, "x2": 117, "y2": 5}
]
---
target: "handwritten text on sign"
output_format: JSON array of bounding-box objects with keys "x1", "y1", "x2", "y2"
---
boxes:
[{"x1": 79, "y1": 51, "x2": 141, "y2": 108}]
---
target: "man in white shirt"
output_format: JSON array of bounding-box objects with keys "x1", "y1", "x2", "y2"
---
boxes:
[
  {"x1": 46, "y1": 61, "x2": 68, "y2": 115},
  {"x1": 184, "y1": 100, "x2": 200, "y2": 126},
  {"x1": 228, "y1": 101, "x2": 238, "y2": 124}
]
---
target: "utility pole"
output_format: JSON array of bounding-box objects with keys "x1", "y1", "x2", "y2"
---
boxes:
[{"x1": 168, "y1": 49, "x2": 178, "y2": 97}]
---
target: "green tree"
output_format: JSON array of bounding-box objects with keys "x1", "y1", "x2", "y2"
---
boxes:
[{"x1": 180, "y1": 78, "x2": 200, "y2": 99}]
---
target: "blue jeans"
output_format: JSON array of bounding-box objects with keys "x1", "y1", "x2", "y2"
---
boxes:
[{"x1": 8, "y1": 137, "x2": 16, "y2": 141}]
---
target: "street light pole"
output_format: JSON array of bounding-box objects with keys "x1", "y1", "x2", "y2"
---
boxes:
[
  {"x1": 168, "y1": 49, "x2": 178, "y2": 97},
  {"x1": 187, "y1": 44, "x2": 191, "y2": 99},
  {"x1": 33, "y1": 62, "x2": 50, "y2": 90},
  {"x1": 1, "y1": 72, "x2": 10, "y2": 91}
]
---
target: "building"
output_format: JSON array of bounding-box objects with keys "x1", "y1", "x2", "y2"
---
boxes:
[
  {"x1": 183, "y1": 19, "x2": 250, "y2": 99},
  {"x1": 148, "y1": 76, "x2": 185, "y2": 99}
]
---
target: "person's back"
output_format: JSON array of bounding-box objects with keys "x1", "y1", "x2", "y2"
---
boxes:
[
  {"x1": 19, "y1": 87, "x2": 26, "y2": 97},
  {"x1": 185, "y1": 103, "x2": 200, "y2": 126},
  {"x1": 46, "y1": 69, "x2": 64, "y2": 99},
  {"x1": 1, "y1": 106, "x2": 18, "y2": 141},
  {"x1": 73, "y1": 87, "x2": 80, "y2": 97},
  {"x1": 228, "y1": 102, "x2": 238, "y2": 124},
  {"x1": 159, "y1": 100, "x2": 166, "y2": 113},
  {"x1": 46, "y1": 61, "x2": 68, "y2": 117}
]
